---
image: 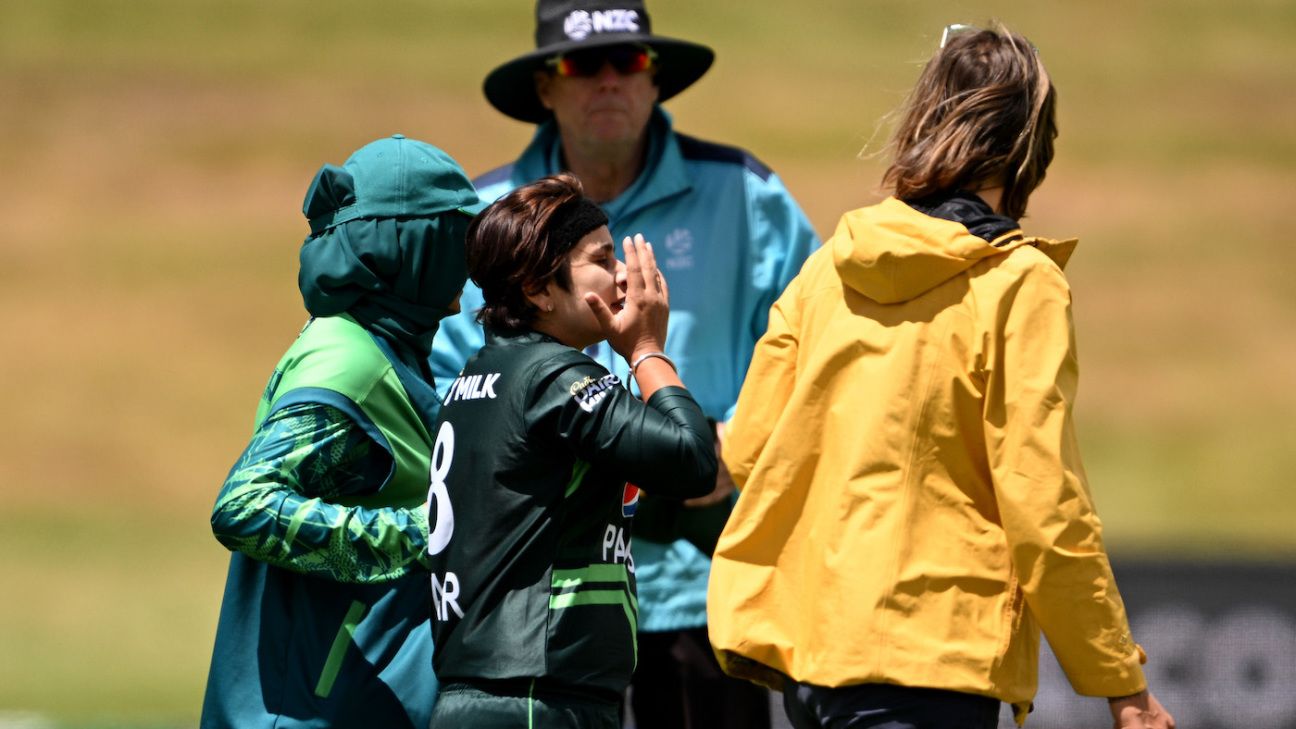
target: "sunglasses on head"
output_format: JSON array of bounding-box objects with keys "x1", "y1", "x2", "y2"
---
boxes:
[
  {"x1": 940, "y1": 23, "x2": 980, "y2": 48},
  {"x1": 546, "y1": 44, "x2": 657, "y2": 78},
  {"x1": 939, "y1": 23, "x2": 1038, "y2": 54}
]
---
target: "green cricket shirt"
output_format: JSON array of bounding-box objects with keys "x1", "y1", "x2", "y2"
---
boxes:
[{"x1": 426, "y1": 329, "x2": 716, "y2": 699}]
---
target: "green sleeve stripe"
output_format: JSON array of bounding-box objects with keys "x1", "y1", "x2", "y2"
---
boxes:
[
  {"x1": 564, "y1": 459, "x2": 591, "y2": 498},
  {"x1": 314, "y1": 600, "x2": 367, "y2": 698},
  {"x1": 551, "y1": 563, "x2": 629, "y2": 587},
  {"x1": 548, "y1": 589, "x2": 632, "y2": 610},
  {"x1": 550, "y1": 566, "x2": 639, "y2": 614}
]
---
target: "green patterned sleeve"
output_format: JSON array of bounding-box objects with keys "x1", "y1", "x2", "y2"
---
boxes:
[{"x1": 210, "y1": 402, "x2": 430, "y2": 583}]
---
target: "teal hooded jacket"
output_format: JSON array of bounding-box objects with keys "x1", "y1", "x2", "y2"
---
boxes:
[{"x1": 202, "y1": 136, "x2": 480, "y2": 728}]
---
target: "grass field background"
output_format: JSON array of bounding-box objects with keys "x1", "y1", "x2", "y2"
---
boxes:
[{"x1": 1, "y1": 0, "x2": 1294, "y2": 725}]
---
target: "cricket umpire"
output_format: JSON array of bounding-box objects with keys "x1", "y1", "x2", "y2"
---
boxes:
[{"x1": 429, "y1": 2, "x2": 819, "y2": 726}]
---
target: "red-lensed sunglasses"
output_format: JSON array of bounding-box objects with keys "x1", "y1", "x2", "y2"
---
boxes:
[{"x1": 546, "y1": 44, "x2": 657, "y2": 78}]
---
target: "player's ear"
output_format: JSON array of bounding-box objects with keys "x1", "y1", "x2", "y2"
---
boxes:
[{"x1": 526, "y1": 286, "x2": 554, "y2": 315}]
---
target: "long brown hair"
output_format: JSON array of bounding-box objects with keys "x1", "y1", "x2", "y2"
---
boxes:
[{"x1": 883, "y1": 25, "x2": 1056, "y2": 220}]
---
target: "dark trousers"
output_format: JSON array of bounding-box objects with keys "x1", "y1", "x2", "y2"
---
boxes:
[
  {"x1": 628, "y1": 626, "x2": 771, "y2": 729},
  {"x1": 781, "y1": 680, "x2": 1000, "y2": 729}
]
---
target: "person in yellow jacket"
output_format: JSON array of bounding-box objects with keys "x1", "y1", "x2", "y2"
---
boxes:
[{"x1": 707, "y1": 24, "x2": 1176, "y2": 729}]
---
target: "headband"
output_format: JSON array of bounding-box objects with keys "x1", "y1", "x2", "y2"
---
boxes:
[{"x1": 548, "y1": 197, "x2": 609, "y2": 253}]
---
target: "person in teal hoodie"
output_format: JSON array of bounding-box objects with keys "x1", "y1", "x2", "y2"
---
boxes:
[{"x1": 201, "y1": 134, "x2": 484, "y2": 729}]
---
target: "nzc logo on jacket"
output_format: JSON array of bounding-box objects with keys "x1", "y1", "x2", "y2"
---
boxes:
[
  {"x1": 563, "y1": 9, "x2": 640, "y2": 41},
  {"x1": 663, "y1": 227, "x2": 694, "y2": 270},
  {"x1": 622, "y1": 482, "x2": 640, "y2": 518}
]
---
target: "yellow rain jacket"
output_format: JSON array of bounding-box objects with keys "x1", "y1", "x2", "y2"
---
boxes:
[{"x1": 708, "y1": 197, "x2": 1146, "y2": 723}]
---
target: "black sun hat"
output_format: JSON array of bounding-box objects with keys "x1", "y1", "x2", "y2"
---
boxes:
[{"x1": 484, "y1": 0, "x2": 715, "y2": 124}]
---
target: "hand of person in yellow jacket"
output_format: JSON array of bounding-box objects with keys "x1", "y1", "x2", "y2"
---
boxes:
[{"x1": 1109, "y1": 690, "x2": 1175, "y2": 729}]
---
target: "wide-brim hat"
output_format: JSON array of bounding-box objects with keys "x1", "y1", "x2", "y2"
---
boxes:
[{"x1": 484, "y1": 0, "x2": 715, "y2": 124}]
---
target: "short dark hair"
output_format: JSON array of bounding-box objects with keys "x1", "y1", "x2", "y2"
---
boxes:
[
  {"x1": 467, "y1": 173, "x2": 604, "y2": 331},
  {"x1": 883, "y1": 25, "x2": 1056, "y2": 221}
]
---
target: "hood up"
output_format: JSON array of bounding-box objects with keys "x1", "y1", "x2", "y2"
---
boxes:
[{"x1": 832, "y1": 195, "x2": 1077, "y2": 304}]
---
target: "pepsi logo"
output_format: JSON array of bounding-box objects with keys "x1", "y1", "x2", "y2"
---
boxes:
[{"x1": 622, "y1": 482, "x2": 640, "y2": 518}]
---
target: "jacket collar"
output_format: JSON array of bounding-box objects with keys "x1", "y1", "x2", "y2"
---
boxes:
[
  {"x1": 485, "y1": 327, "x2": 565, "y2": 348},
  {"x1": 510, "y1": 106, "x2": 693, "y2": 224},
  {"x1": 906, "y1": 190, "x2": 1020, "y2": 245},
  {"x1": 903, "y1": 190, "x2": 1077, "y2": 268}
]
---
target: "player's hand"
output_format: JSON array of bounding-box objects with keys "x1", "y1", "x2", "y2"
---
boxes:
[
  {"x1": 585, "y1": 234, "x2": 669, "y2": 361},
  {"x1": 1109, "y1": 691, "x2": 1175, "y2": 729}
]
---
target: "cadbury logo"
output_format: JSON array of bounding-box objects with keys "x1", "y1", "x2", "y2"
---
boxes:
[{"x1": 572, "y1": 373, "x2": 620, "y2": 413}]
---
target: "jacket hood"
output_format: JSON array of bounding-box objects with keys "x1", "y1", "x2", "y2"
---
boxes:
[{"x1": 832, "y1": 196, "x2": 1077, "y2": 304}]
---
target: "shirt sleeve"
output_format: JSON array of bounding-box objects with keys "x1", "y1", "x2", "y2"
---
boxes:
[
  {"x1": 524, "y1": 352, "x2": 717, "y2": 500},
  {"x1": 728, "y1": 170, "x2": 819, "y2": 422},
  {"x1": 721, "y1": 282, "x2": 801, "y2": 489},
  {"x1": 210, "y1": 401, "x2": 431, "y2": 583},
  {"x1": 981, "y1": 259, "x2": 1147, "y2": 697}
]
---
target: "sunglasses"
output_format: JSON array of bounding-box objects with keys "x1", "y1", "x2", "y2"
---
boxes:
[
  {"x1": 939, "y1": 23, "x2": 977, "y2": 49},
  {"x1": 546, "y1": 44, "x2": 657, "y2": 78},
  {"x1": 939, "y1": 23, "x2": 1038, "y2": 54}
]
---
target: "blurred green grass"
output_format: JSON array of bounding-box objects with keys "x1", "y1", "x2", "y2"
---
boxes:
[{"x1": 1, "y1": 0, "x2": 1293, "y2": 724}]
